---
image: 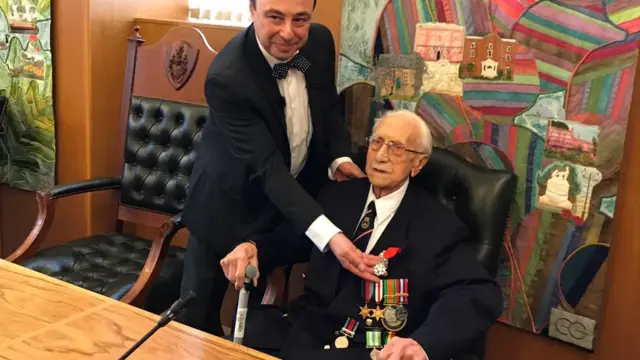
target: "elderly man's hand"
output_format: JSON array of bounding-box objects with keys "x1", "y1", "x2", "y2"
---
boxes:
[
  {"x1": 335, "y1": 162, "x2": 366, "y2": 182},
  {"x1": 328, "y1": 233, "x2": 380, "y2": 283},
  {"x1": 379, "y1": 337, "x2": 428, "y2": 360},
  {"x1": 220, "y1": 242, "x2": 259, "y2": 290}
]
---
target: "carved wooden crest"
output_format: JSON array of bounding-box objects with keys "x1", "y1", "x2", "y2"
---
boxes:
[{"x1": 164, "y1": 40, "x2": 199, "y2": 90}]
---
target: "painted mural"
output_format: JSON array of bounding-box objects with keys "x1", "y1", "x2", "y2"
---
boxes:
[
  {"x1": 337, "y1": 0, "x2": 639, "y2": 351},
  {"x1": 0, "y1": 0, "x2": 55, "y2": 191}
]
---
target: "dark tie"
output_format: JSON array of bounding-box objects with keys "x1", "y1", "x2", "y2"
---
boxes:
[
  {"x1": 334, "y1": 201, "x2": 377, "y2": 303},
  {"x1": 272, "y1": 53, "x2": 311, "y2": 80},
  {"x1": 353, "y1": 201, "x2": 377, "y2": 253}
]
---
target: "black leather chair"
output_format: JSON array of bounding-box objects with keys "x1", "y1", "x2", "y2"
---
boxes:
[
  {"x1": 407, "y1": 147, "x2": 516, "y2": 359},
  {"x1": 4, "y1": 26, "x2": 218, "y2": 315},
  {"x1": 242, "y1": 146, "x2": 516, "y2": 359}
]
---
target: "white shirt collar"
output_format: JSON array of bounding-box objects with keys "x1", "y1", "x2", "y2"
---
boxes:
[
  {"x1": 365, "y1": 179, "x2": 409, "y2": 224},
  {"x1": 255, "y1": 33, "x2": 298, "y2": 68}
]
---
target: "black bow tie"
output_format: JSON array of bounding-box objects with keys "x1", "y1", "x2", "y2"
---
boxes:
[{"x1": 272, "y1": 53, "x2": 310, "y2": 80}]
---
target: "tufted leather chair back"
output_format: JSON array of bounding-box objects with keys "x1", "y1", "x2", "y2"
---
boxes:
[
  {"x1": 117, "y1": 26, "x2": 216, "y2": 223},
  {"x1": 414, "y1": 147, "x2": 516, "y2": 277},
  {"x1": 123, "y1": 98, "x2": 208, "y2": 214}
]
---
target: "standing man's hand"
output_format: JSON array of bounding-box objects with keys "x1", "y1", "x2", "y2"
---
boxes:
[
  {"x1": 328, "y1": 233, "x2": 380, "y2": 283},
  {"x1": 379, "y1": 337, "x2": 428, "y2": 360},
  {"x1": 335, "y1": 162, "x2": 366, "y2": 182},
  {"x1": 220, "y1": 242, "x2": 259, "y2": 290}
]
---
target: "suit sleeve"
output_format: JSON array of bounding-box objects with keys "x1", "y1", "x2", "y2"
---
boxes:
[
  {"x1": 410, "y1": 225, "x2": 503, "y2": 360},
  {"x1": 319, "y1": 26, "x2": 352, "y2": 163},
  {"x1": 205, "y1": 75, "x2": 324, "y2": 238},
  {"x1": 249, "y1": 184, "x2": 337, "y2": 267}
]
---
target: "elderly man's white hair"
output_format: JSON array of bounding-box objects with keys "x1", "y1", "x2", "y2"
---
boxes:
[{"x1": 373, "y1": 110, "x2": 433, "y2": 156}]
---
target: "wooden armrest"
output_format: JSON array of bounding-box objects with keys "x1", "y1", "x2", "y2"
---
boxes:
[
  {"x1": 5, "y1": 178, "x2": 122, "y2": 263},
  {"x1": 262, "y1": 264, "x2": 303, "y2": 306},
  {"x1": 262, "y1": 270, "x2": 281, "y2": 305},
  {"x1": 121, "y1": 213, "x2": 184, "y2": 306}
]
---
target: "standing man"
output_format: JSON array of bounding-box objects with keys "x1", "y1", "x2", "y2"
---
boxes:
[{"x1": 180, "y1": 0, "x2": 381, "y2": 336}]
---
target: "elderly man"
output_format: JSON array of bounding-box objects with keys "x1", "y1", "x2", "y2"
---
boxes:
[{"x1": 246, "y1": 110, "x2": 502, "y2": 360}]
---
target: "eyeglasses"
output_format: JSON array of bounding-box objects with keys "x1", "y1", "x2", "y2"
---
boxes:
[{"x1": 367, "y1": 136, "x2": 427, "y2": 157}]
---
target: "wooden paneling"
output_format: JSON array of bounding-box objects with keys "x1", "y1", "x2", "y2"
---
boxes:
[
  {"x1": 0, "y1": 1, "x2": 190, "y2": 257},
  {"x1": 313, "y1": 0, "x2": 342, "y2": 59},
  {"x1": 88, "y1": 0, "x2": 189, "y2": 237},
  {"x1": 131, "y1": 26, "x2": 216, "y2": 105},
  {"x1": 135, "y1": 18, "x2": 243, "y2": 52},
  {"x1": 134, "y1": 0, "x2": 344, "y2": 68}
]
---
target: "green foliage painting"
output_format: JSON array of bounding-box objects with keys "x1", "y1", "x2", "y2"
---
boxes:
[{"x1": 0, "y1": 0, "x2": 54, "y2": 191}]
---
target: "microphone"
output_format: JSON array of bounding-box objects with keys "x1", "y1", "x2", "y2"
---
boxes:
[
  {"x1": 233, "y1": 265, "x2": 258, "y2": 344},
  {"x1": 118, "y1": 291, "x2": 196, "y2": 360}
]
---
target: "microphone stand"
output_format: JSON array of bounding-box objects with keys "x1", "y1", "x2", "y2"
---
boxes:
[
  {"x1": 118, "y1": 322, "x2": 164, "y2": 360},
  {"x1": 118, "y1": 291, "x2": 195, "y2": 360}
]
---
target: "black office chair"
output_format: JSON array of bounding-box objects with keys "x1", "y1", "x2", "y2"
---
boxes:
[
  {"x1": 241, "y1": 146, "x2": 517, "y2": 359},
  {"x1": 408, "y1": 147, "x2": 516, "y2": 359}
]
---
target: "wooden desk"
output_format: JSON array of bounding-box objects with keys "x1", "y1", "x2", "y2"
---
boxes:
[{"x1": 0, "y1": 259, "x2": 277, "y2": 359}]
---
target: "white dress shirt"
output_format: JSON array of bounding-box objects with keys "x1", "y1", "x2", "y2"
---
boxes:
[
  {"x1": 356, "y1": 179, "x2": 409, "y2": 254},
  {"x1": 256, "y1": 38, "x2": 350, "y2": 251}
]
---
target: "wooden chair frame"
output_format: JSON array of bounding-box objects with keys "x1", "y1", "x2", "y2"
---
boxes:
[{"x1": 6, "y1": 25, "x2": 217, "y2": 307}]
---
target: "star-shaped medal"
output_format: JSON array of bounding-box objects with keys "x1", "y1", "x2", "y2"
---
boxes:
[
  {"x1": 372, "y1": 305, "x2": 384, "y2": 321},
  {"x1": 359, "y1": 305, "x2": 372, "y2": 319}
]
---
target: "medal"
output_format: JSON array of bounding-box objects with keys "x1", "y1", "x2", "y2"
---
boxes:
[
  {"x1": 372, "y1": 305, "x2": 384, "y2": 320},
  {"x1": 373, "y1": 260, "x2": 388, "y2": 277},
  {"x1": 360, "y1": 280, "x2": 376, "y2": 319},
  {"x1": 335, "y1": 317, "x2": 359, "y2": 348},
  {"x1": 373, "y1": 248, "x2": 402, "y2": 277},
  {"x1": 366, "y1": 328, "x2": 382, "y2": 348},
  {"x1": 381, "y1": 304, "x2": 408, "y2": 332},
  {"x1": 359, "y1": 305, "x2": 373, "y2": 319},
  {"x1": 384, "y1": 332, "x2": 396, "y2": 345},
  {"x1": 340, "y1": 317, "x2": 360, "y2": 337},
  {"x1": 334, "y1": 335, "x2": 349, "y2": 349},
  {"x1": 379, "y1": 278, "x2": 409, "y2": 331},
  {"x1": 382, "y1": 279, "x2": 409, "y2": 305}
]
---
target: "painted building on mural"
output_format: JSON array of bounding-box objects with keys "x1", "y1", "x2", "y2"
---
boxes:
[
  {"x1": 461, "y1": 33, "x2": 516, "y2": 80},
  {"x1": 546, "y1": 127, "x2": 595, "y2": 153},
  {"x1": 414, "y1": 23, "x2": 465, "y2": 63},
  {"x1": 380, "y1": 68, "x2": 417, "y2": 98},
  {"x1": 8, "y1": 1, "x2": 38, "y2": 33}
]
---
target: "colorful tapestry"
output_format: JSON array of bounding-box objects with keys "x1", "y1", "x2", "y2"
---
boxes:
[
  {"x1": 0, "y1": 0, "x2": 55, "y2": 191},
  {"x1": 337, "y1": 0, "x2": 639, "y2": 351}
]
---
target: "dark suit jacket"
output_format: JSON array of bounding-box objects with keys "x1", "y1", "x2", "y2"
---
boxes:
[
  {"x1": 182, "y1": 23, "x2": 351, "y2": 255},
  {"x1": 275, "y1": 178, "x2": 503, "y2": 360}
]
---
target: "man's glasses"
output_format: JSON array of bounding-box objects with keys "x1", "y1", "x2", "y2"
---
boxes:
[{"x1": 367, "y1": 136, "x2": 427, "y2": 157}]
